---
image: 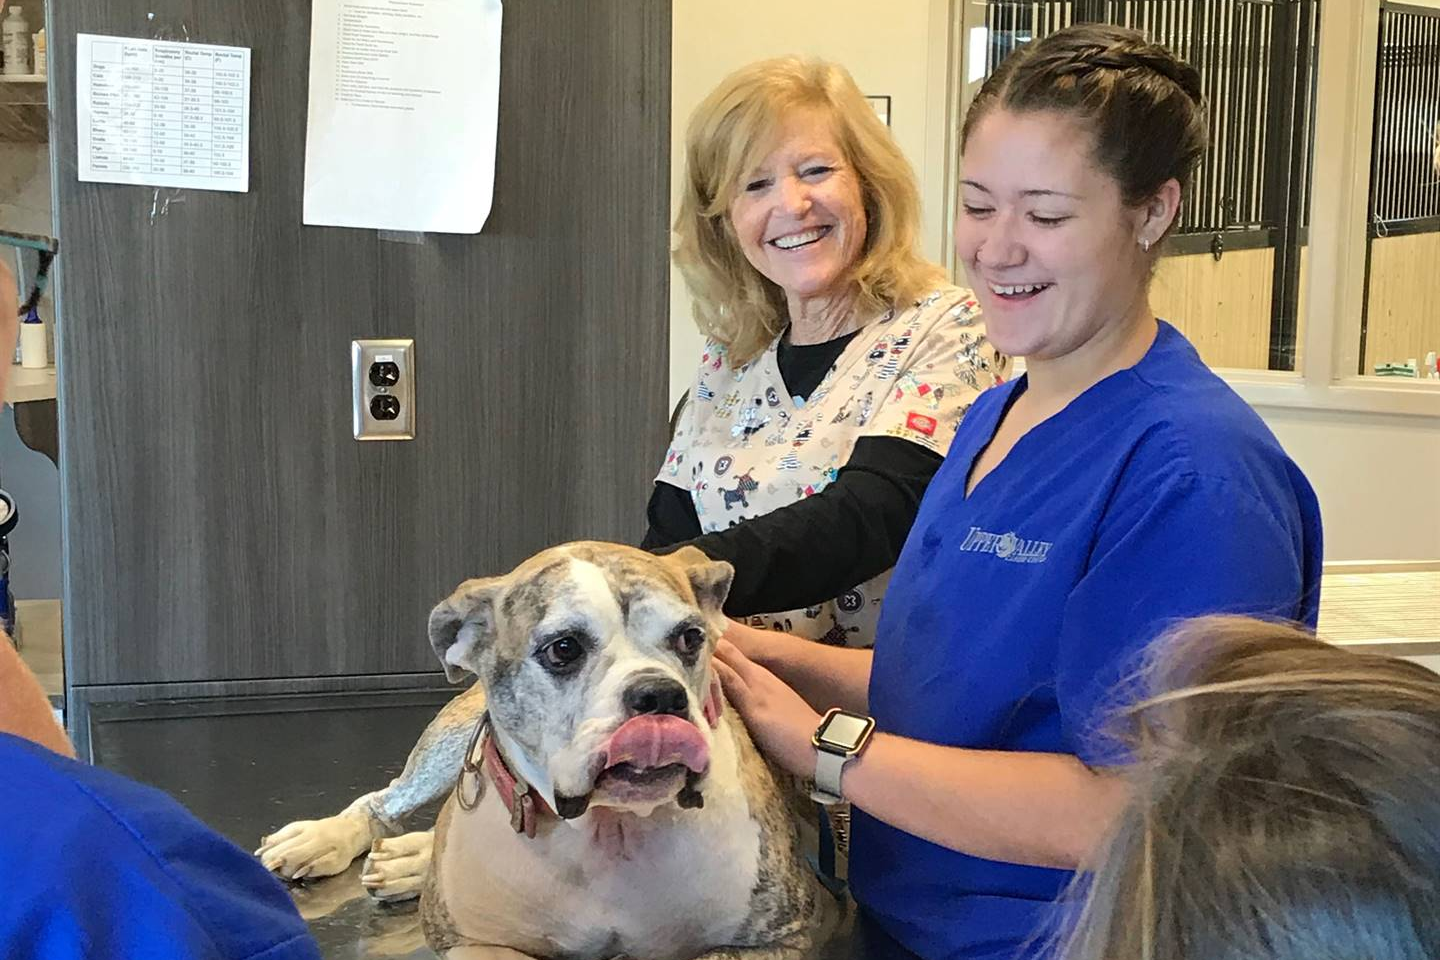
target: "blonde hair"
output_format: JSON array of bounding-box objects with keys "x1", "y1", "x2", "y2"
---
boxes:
[
  {"x1": 674, "y1": 57, "x2": 945, "y2": 367},
  {"x1": 1061, "y1": 615, "x2": 1440, "y2": 960}
]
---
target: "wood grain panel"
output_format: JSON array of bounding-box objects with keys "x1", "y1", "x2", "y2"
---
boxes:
[
  {"x1": 1151, "y1": 248, "x2": 1274, "y2": 370},
  {"x1": 1295, "y1": 244, "x2": 1309, "y2": 371},
  {"x1": 1364, "y1": 232, "x2": 1440, "y2": 373},
  {"x1": 52, "y1": 0, "x2": 671, "y2": 685}
]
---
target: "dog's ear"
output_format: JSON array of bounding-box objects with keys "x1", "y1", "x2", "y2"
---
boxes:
[
  {"x1": 428, "y1": 577, "x2": 504, "y2": 683},
  {"x1": 663, "y1": 546, "x2": 734, "y2": 617}
]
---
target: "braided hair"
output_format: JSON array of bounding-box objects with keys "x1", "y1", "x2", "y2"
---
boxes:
[{"x1": 963, "y1": 24, "x2": 1207, "y2": 223}]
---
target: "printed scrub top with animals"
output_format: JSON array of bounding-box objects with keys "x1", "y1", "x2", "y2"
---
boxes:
[{"x1": 658, "y1": 286, "x2": 1008, "y2": 648}]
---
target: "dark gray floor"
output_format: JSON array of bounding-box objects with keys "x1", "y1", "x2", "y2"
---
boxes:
[{"x1": 89, "y1": 695, "x2": 861, "y2": 959}]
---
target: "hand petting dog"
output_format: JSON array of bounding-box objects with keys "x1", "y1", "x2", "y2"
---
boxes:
[{"x1": 713, "y1": 638, "x2": 820, "y2": 780}]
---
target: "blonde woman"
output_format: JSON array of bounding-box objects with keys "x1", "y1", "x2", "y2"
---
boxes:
[
  {"x1": 647, "y1": 56, "x2": 1006, "y2": 649},
  {"x1": 1062, "y1": 615, "x2": 1440, "y2": 960}
]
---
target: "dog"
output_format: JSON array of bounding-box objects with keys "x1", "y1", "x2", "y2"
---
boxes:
[
  {"x1": 721, "y1": 473, "x2": 758, "y2": 511},
  {"x1": 258, "y1": 542, "x2": 835, "y2": 959}
]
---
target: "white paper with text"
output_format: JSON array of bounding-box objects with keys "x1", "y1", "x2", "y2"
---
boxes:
[
  {"x1": 77, "y1": 34, "x2": 251, "y2": 192},
  {"x1": 302, "y1": 0, "x2": 502, "y2": 232}
]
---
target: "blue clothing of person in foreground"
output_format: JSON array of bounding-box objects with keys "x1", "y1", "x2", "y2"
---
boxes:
[
  {"x1": 0, "y1": 732, "x2": 321, "y2": 960},
  {"x1": 850, "y1": 321, "x2": 1323, "y2": 959}
]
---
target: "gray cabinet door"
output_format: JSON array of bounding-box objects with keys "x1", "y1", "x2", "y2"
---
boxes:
[{"x1": 52, "y1": 0, "x2": 671, "y2": 685}]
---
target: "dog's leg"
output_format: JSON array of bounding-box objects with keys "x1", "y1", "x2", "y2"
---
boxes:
[
  {"x1": 363, "y1": 681, "x2": 485, "y2": 830},
  {"x1": 255, "y1": 792, "x2": 382, "y2": 881},
  {"x1": 256, "y1": 683, "x2": 487, "y2": 886},
  {"x1": 357, "y1": 682, "x2": 486, "y2": 899},
  {"x1": 360, "y1": 829, "x2": 433, "y2": 901}
]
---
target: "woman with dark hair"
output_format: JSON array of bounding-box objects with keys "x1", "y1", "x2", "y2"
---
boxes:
[{"x1": 716, "y1": 23, "x2": 1323, "y2": 960}]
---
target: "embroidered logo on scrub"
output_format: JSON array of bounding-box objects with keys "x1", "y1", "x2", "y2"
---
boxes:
[
  {"x1": 959, "y1": 526, "x2": 1053, "y2": 564},
  {"x1": 905, "y1": 412, "x2": 937, "y2": 437}
]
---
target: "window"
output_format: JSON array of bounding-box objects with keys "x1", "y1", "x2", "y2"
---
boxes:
[{"x1": 1360, "y1": 1, "x2": 1440, "y2": 381}]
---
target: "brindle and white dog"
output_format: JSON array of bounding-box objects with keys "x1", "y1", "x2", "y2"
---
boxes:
[{"x1": 258, "y1": 542, "x2": 834, "y2": 959}]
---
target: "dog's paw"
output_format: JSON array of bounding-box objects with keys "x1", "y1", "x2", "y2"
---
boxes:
[
  {"x1": 361, "y1": 830, "x2": 434, "y2": 901},
  {"x1": 255, "y1": 815, "x2": 372, "y2": 880}
]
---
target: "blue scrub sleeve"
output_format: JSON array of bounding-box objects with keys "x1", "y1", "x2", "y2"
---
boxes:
[
  {"x1": 2, "y1": 736, "x2": 322, "y2": 960},
  {"x1": 1055, "y1": 470, "x2": 1310, "y2": 767}
]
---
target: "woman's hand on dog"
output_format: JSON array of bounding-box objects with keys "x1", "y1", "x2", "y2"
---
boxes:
[
  {"x1": 720, "y1": 618, "x2": 808, "y2": 671},
  {"x1": 713, "y1": 638, "x2": 820, "y2": 777}
]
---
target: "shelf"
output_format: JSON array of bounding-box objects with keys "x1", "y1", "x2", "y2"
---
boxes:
[
  {"x1": 0, "y1": 76, "x2": 45, "y2": 100},
  {"x1": 6, "y1": 365, "x2": 56, "y2": 404},
  {"x1": 0, "y1": 74, "x2": 46, "y2": 84},
  {"x1": 0, "y1": 73, "x2": 46, "y2": 141}
]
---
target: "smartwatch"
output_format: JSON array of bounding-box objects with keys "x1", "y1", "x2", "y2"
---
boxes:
[{"x1": 810, "y1": 708, "x2": 876, "y2": 805}]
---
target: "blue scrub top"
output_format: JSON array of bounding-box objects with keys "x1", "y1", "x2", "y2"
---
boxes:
[
  {"x1": 851, "y1": 322, "x2": 1323, "y2": 960},
  {"x1": 0, "y1": 733, "x2": 322, "y2": 960}
]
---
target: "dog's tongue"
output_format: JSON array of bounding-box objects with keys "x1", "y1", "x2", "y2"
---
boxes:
[{"x1": 603, "y1": 715, "x2": 709, "y2": 774}]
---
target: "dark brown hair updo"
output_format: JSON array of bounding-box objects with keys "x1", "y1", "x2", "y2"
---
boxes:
[{"x1": 962, "y1": 24, "x2": 1207, "y2": 220}]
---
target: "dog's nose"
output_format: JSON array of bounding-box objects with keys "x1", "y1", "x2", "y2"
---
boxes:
[{"x1": 623, "y1": 676, "x2": 690, "y2": 717}]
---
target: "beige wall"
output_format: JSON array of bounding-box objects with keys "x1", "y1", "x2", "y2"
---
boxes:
[
  {"x1": 1261, "y1": 408, "x2": 1440, "y2": 561},
  {"x1": 669, "y1": 0, "x2": 949, "y2": 404}
]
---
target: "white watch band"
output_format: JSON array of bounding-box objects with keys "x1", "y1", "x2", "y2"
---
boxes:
[{"x1": 810, "y1": 748, "x2": 849, "y2": 805}]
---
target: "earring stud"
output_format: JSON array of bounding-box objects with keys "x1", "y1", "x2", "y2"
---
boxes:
[{"x1": 1139, "y1": 237, "x2": 1152, "y2": 252}]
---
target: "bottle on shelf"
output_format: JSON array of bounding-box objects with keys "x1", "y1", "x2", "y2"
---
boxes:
[
  {"x1": 32, "y1": 26, "x2": 43, "y2": 77},
  {"x1": 1, "y1": 6, "x2": 30, "y2": 76},
  {"x1": 19, "y1": 306, "x2": 46, "y2": 369}
]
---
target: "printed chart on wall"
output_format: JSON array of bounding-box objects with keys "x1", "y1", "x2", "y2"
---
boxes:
[
  {"x1": 303, "y1": 0, "x2": 502, "y2": 233},
  {"x1": 75, "y1": 35, "x2": 251, "y2": 192}
]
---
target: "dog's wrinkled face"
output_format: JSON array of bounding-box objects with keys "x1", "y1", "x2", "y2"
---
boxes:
[{"x1": 428, "y1": 542, "x2": 734, "y2": 819}]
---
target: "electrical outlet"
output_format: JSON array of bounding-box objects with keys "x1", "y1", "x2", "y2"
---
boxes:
[{"x1": 352, "y1": 339, "x2": 415, "y2": 440}]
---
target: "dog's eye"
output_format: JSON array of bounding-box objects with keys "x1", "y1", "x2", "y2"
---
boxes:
[
  {"x1": 673, "y1": 627, "x2": 706, "y2": 659},
  {"x1": 540, "y1": 636, "x2": 586, "y2": 672}
]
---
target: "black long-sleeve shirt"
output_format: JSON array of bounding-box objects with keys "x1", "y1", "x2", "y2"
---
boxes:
[{"x1": 643, "y1": 332, "x2": 943, "y2": 616}]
